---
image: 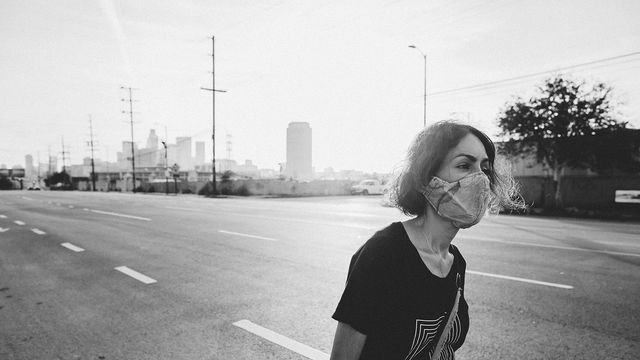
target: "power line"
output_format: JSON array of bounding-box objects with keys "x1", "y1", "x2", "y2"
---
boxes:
[{"x1": 427, "y1": 51, "x2": 640, "y2": 97}]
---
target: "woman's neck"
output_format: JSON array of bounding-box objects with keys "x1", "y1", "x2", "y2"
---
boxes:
[{"x1": 410, "y1": 207, "x2": 459, "y2": 254}]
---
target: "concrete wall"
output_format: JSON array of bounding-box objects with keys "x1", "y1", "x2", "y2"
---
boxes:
[
  {"x1": 128, "y1": 179, "x2": 355, "y2": 196},
  {"x1": 515, "y1": 175, "x2": 640, "y2": 209}
]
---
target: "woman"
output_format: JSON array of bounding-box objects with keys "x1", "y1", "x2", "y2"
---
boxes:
[{"x1": 330, "y1": 121, "x2": 523, "y2": 360}]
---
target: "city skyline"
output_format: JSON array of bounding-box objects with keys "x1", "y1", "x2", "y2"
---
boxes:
[{"x1": 1, "y1": 1, "x2": 639, "y2": 173}]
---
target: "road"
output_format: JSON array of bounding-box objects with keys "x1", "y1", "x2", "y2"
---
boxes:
[{"x1": 0, "y1": 191, "x2": 638, "y2": 360}]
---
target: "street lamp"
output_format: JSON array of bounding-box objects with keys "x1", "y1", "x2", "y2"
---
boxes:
[
  {"x1": 409, "y1": 45, "x2": 427, "y2": 127},
  {"x1": 161, "y1": 141, "x2": 168, "y2": 195}
]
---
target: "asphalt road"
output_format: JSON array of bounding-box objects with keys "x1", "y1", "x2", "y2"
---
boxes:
[{"x1": 0, "y1": 191, "x2": 638, "y2": 360}]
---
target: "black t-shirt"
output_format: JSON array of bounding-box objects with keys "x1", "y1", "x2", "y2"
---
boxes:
[{"x1": 332, "y1": 222, "x2": 469, "y2": 360}]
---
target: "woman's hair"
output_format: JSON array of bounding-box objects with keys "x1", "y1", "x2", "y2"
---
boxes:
[{"x1": 391, "y1": 120, "x2": 525, "y2": 216}]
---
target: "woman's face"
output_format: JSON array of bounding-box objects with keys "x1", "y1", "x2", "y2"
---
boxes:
[{"x1": 435, "y1": 133, "x2": 490, "y2": 182}]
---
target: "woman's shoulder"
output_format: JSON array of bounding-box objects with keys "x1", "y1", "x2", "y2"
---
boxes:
[{"x1": 355, "y1": 222, "x2": 407, "y2": 257}]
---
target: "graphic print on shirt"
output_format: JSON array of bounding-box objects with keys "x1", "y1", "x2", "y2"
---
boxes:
[{"x1": 403, "y1": 314, "x2": 462, "y2": 360}]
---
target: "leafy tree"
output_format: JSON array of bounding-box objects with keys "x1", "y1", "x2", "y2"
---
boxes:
[
  {"x1": 44, "y1": 170, "x2": 72, "y2": 189},
  {"x1": 497, "y1": 75, "x2": 640, "y2": 208}
]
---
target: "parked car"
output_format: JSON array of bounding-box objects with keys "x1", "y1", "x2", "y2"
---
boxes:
[{"x1": 351, "y1": 179, "x2": 384, "y2": 195}]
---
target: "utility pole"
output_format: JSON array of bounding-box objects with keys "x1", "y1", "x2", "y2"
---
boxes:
[
  {"x1": 60, "y1": 136, "x2": 70, "y2": 174},
  {"x1": 88, "y1": 114, "x2": 97, "y2": 191},
  {"x1": 121, "y1": 86, "x2": 138, "y2": 193},
  {"x1": 37, "y1": 151, "x2": 41, "y2": 187},
  {"x1": 200, "y1": 35, "x2": 227, "y2": 197},
  {"x1": 48, "y1": 146, "x2": 52, "y2": 175}
]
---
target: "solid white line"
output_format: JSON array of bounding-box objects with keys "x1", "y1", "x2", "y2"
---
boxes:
[
  {"x1": 219, "y1": 230, "x2": 277, "y2": 242},
  {"x1": 114, "y1": 266, "x2": 157, "y2": 284},
  {"x1": 467, "y1": 270, "x2": 573, "y2": 289},
  {"x1": 0, "y1": 215, "x2": 6, "y2": 218},
  {"x1": 14, "y1": 220, "x2": 25, "y2": 226},
  {"x1": 60, "y1": 242, "x2": 84, "y2": 252},
  {"x1": 90, "y1": 209, "x2": 151, "y2": 221},
  {"x1": 233, "y1": 320, "x2": 329, "y2": 360},
  {"x1": 31, "y1": 228, "x2": 46, "y2": 235},
  {"x1": 164, "y1": 206, "x2": 200, "y2": 211},
  {"x1": 461, "y1": 235, "x2": 640, "y2": 258}
]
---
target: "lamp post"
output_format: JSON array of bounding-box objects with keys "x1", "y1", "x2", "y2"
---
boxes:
[
  {"x1": 161, "y1": 141, "x2": 168, "y2": 195},
  {"x1": 409, "y1": 45, "x2": 427, "y2": 127}
]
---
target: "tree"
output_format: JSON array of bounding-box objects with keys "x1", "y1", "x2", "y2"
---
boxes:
[{"x1": 497, "y1": 75, "x2": 640, "y2": 208}]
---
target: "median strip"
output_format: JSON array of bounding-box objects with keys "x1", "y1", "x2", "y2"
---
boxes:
[
  {"x1": 467, "y1": 270, "x2": 573, "y2": 289},
  {"x1": 233, "y1": 320, "x2": 328, "y2": 360},
  {"x1": 90, "y1": 209, "x2": 151, "y2": 222},
  {"x1": 60, "y1": 242, "x2": 84, "y2": 252},
  {"x1": 219, "y1": 230, "x2": 277, "y2": 242},
  {"x1": 114, "y1": 266, "x2": 157, "y2": 284}
]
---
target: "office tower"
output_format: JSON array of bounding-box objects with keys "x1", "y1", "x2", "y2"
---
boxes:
[
  {"x1": 146, "y1": 129, "x2": 159, "y2": 150},
  {"x1": 176, "y1": 137, "x2": 192, "y2": 170},
  {"x1": 195, "y1": 141, "x2": 205, "y2": 166},
  {"x1": 285, "y1": 122, "x2": 312, "y2": 181},
  {"x1": 25, "y1": 154, "x2": 34, "y2": 178}
]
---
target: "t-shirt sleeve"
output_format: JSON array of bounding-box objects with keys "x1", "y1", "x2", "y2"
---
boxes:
[{"x1": 332, "y1": 242, "x2": 388, "y2": 335}]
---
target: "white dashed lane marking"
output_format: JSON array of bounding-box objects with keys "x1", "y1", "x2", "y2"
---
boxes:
[
  {"x1": 14, "y1": 221, "x2": 25, "y2": 226},
  {"x1": 60, "y1": 242, "x2": 84, "y2": 252},
  {"x1": 0, "y1": 215, "x2": 6, "y2": 218},
  {"x1": 114, "y1": 266, "x2": 157, "y2": 284},
  {"x1": 462, "y1": 235, "x2": 640, "y2": 258},
  {"x1": 68, "y1": 205, "x2": 74, "y2": 209},
  {"x1": 90, "y1": 209, "x2": 151, "y2": 222},
  {"x1": 233, "y1": 320, "x2": 328, "y2": 360},
  {"x1": 219, "y1": 230, "x2": 277, "y2": 242},
  {"x1": 0, "y1": 228, "x2": 9, "y2": 233},
  {"x1": 467, "y1": 270, "x2": 573, "y2": 289},
  {"x1": 31, "y1": 229, "x2": 46, "y2": 235}
]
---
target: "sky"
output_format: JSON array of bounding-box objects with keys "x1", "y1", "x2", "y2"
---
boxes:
[{"x1": 1, "y1": 0, "x2": 639, "y2": 173}]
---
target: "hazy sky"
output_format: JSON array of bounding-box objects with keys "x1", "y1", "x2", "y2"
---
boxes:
[{"x1": 1, "y1": 0, "x2": 639, "y2": 173}]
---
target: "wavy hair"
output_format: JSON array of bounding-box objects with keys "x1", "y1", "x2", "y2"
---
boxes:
[{"x1": 391, "y1": 120, "x2": 525, "y2": 216}]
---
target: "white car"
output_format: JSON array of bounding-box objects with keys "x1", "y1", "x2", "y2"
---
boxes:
[{"x1": 351, "y1": 179, "x2": 384, "y2": 195}]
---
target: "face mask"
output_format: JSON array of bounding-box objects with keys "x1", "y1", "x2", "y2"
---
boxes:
[{"x1": 422, "y1": 171, "x2": 491, "y2": 229}]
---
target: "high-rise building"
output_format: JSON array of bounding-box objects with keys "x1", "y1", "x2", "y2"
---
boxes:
[
  {"x1": 195, "y1": 141, "x2": 205, "y2": 166},
  {"x1": 176, "y1": 137, "x2": 192, "y2": 170},
  {"x1": 25, "y1": 154, "x2": 34, "y2": 179},
  {"x1": 285, "y1": 122, "x2": 312, "y2": 181},
  {"x1": 146, "y1": 129, "x2": 159, "y2": 150}
]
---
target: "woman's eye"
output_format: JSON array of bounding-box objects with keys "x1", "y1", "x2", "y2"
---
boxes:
[{"x1": 457, "y1": 164, "x2": 470, "y2": 169}]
